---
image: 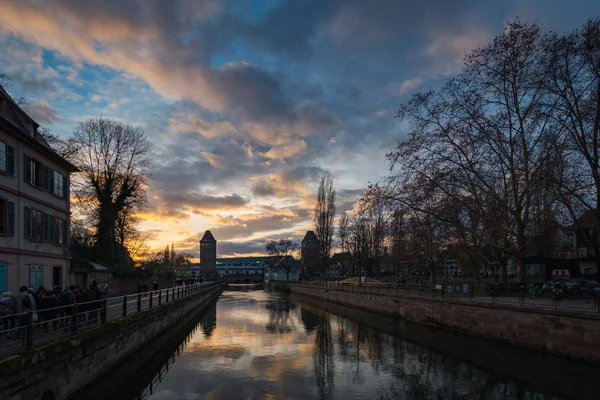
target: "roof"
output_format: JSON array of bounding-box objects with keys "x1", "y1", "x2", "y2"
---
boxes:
[
  {"x1": 200, "y1": 230, "x2": 216, "y2": 242},
  {"x1": 302, "y1": 231, "x2": 319, "y2": 243},
  {"x1": 0, "y1": 85, "x2": 78, "y2": 172}
]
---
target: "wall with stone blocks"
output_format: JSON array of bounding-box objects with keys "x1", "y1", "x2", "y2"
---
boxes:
[
  {"x1": 0, "y1": 282, "x2": 226, "y2": 400},
  {"x1": 290, "y1": 285, "x2": 600, "y2": 363}
]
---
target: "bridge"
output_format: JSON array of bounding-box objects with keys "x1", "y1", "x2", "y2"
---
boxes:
[{"x1": 221, "y1": 274, "x2": 264, "y2": 284}]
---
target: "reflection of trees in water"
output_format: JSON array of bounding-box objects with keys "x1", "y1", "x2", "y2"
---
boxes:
[
  {"x1": 301, "y1": 307, "x2": 321, "y2": 334},
  {"x1": 201, "y1": 303, "x2": 217, "y2": 338},
  {"x1": 376, "y1": 338, "x2": 553, "y2": 400},
  {"x1": 323, "y1": 310, "x2": 557, "y2": 399},
  {"x1": 313, "y1": 315, "x2": 335, "y2": 400},
  {"x1": 297, "y1": 300, "x2": 561, "y2": 399},
  {"x1": 265, "y1": 299, "x2": 295, "y2": 334}
]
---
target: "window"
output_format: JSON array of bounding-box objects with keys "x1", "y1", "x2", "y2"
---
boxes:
[
  {"x1": 24, "y1": 155, "x2": 43, "y2": 187},
  {"x1": 24, "y1": 207, "x2": 43, "y2": 241},
  {"x1": 0, "y1": 199, "x2": 15, "y2": 236},
  {"x1": 42, "y1": 213, "x2": 65, "y2": 245},
  {"x1": 53, "y1": 171, "x2": 64, "y2": 198},
  {"x1": 0, "y1": 263, "x2": 6, "y2": 292},
  {"x1": 29, "y1": 265, "x2": 43, "y2": 290},
  {"x1": 0, "y1": 141, "x2": 14, "y2": 174}
]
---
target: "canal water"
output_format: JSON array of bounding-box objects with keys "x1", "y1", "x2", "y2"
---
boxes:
[{"x1": 79, "y1": 289, "x2": 600, "y2": 400}]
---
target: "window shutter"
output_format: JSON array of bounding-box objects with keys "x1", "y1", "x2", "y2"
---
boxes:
[
  {"x1": 7, "y1": 201, "x2": 14, "y2": 236},
  {"x1": 43, "y1": 213, "x2": 48, "y2": 242},
  {"x1": 62, "y1": 218, "x2": 68, "y2": 246},
  {"x1": 43, "y1": 166, "x2": 49, "y2": 191},
  {"x1": 62, "y1": 175, "x2": 68, "y2": 199},
  {"x1": 49, "y1": 170, "x2": 55, "y2": 194},
  {"x1": 24, "y1": 207, "x2": 31, "y2": 238},
  {"x1": 6, "y1": 145, "x2": 14, "y2": 175},
  {"x1": 23, "y1": 155, "x2": 31, "y2": 183}
]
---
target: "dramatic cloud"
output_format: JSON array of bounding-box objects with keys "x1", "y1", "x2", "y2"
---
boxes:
[
  {"x1": 27, "y1": 100, "x2": 61, "y2": 125},
  {"x1": 1, "y1": 0, "x2": 597, "y2": 255}
]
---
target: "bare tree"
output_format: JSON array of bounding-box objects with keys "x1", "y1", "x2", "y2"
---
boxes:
[
  {"x1": 386, "y1": 20, "x2": 559, "y2": 283},
  {"x1": 265, "y1": 239, "x2": 299, "y2": 280},
  {"x1": 338, "y1": 210, "x2": 349, "y2": 254},
  {"x1": 543, "y1": 18, "x2": 600, "y2": 251},
  {"x1": 69, "y1": 118, "x2": 151, "y2": 266},
  {"x1": 313, "y1": 174, "x2": 336, "y2": 273}
]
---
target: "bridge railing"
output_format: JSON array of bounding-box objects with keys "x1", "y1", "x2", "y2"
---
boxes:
[
  {"x1": 0, "y1": 281, "x2": 225, "y2": 359},
  {"x1": 290, "y1": 281, "x2": 600, "y2": 315}
]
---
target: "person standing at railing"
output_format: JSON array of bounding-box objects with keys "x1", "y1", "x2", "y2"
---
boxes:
[
  {"x1": 87, "y1": 281, "x2": 102, "y2": 325},
  {"x1": 0, "y1": 293, "x2": 15, "y2": 332},
  {"x1": 153, "y1": 281, "x2": 159, "y2": 291},
  {"x1": 15, "y1": 286, "x2": 36, "y2": 328},
  {"x1": 62, "y1": 286, "x2": 76, "y2": 333},
  {"x1": 38, "y1": 290, "x2": 57, "y2": 333}
]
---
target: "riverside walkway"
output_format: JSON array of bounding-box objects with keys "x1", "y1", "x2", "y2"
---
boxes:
[
  {"x1": 0, "y1": 281, "x2": 222, "y2": 359},
  {"x1": 297, "y1": 281, "x2": 600, "y2": 314}
]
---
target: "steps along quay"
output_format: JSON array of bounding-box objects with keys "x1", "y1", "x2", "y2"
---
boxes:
[
  {"x1": 280, "y1": 281, "x2": 600, "y2": 364},
  {"x1": 0, "y1": 280, "x2": 226, "y2": 400}
]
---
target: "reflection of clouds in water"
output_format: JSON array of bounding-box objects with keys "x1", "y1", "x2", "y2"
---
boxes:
[{"x1": 146, "y1": 292, "x2": 567, "y2": 400}]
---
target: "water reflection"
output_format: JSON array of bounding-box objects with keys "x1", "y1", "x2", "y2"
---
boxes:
[
  {"x1": 265, "y1": 299, "x2": 295, "y2": 334},
  {"x1": 92, "y1": 290, "x2": 598, "y2": 399},
  {"x1": 313, "y1": 311, "x2": 335, "y2": 400}
]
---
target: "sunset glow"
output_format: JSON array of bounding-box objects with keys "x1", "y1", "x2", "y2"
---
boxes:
[{"x1": 1, "y1": 0, "x2": 597, "y2": 257}]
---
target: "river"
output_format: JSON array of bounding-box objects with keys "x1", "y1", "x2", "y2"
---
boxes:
[{"x1": 76, "y1": 288, "x2": 600, "y2": 400}]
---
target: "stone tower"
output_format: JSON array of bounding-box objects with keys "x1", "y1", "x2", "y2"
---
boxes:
[
  {"x1": 200, "y1": 230, "x2": 217, "y2": 277},
  {"x1": 301, "y1": 230, "x2": 320, "y2": 277}
]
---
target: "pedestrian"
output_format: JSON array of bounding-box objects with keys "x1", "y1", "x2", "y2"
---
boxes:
[
  {"x1": 153, "y1": 281, "x2": 159, "y2": 291},
  {"x1": 38, "y1": 290, "x2": 57, "y2": 333},
  {"x1": 15, "y1": 286, "x2": 36, "y2": 328},
  {"x1": 87, "y1": 281, "x2": 101, "y2": 325}
]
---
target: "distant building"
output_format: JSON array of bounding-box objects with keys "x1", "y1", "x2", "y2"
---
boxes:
[
  {"x1": 301, "y1": 230, "x2": 320, "y2": 277},
  {"x1": 265, "y1": 256, "x2": 300, "y2": 282},
  {"x1": 0, "y1": 86, "x2": 78, "y2": 294},
  {"x1": 190, "y1": 256, "x2": 272, "y2": 279},
  {"x1": 328, "y1": 252, "x2": 352, "y2": 278},
  {"x1": 199, "y1": 230, "x2": 217, "y2": 277},
  {"x1": 574, "y1": 209, "x2": 599, "y2": 276}
]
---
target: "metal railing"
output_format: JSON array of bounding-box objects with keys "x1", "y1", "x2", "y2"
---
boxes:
[
  {"x1": 295, "y1": 281, "x2": 600, "y2": 314},
  {"x1": 0, "y1": 281, "x2": 224, "y2": 359}
]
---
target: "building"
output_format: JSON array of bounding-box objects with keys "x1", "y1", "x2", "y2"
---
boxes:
[
  {"x1": 0, "y1": 86, "x2": 77, "y2": 294},
  {"x1": 190, "y1": 256, "x2": 273, "y2": 279},
  {"x1": 265, "y1": 256, "x2": 299, "y2": 282},
  {"x1": 573, "y1": 209, "x2": 599, "y2": 277},
  {"x1": 199, "y1": 230, "x2": 217, "y2": 277},
  {"x1": 327, "y1": 252, "x2": 352, "y2": 278},
  {"x1": 301, "y1": 230, "x2": 320, "y2": 277}
]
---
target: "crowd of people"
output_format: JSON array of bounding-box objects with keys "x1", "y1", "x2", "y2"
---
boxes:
[{"x1": 0, "y1": 281, "x2": 107, "y2": 335}]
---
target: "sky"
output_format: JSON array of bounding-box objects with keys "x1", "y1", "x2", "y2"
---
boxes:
[{"x1": 0, "y1": 0, "x2": 598, "y2": 259}]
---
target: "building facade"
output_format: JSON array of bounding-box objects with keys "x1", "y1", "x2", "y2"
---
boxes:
[
  {"x1": 301, "y1": 230, "x2": 320, "y2": 277},
  {"x1": 0, "y1": 87, "x2": 77, "y2": 294},
  {"x1": 265, "y1": 256, "x2": 299, "y2": 282},
  {"x1": 199, "y1": 230, "x2": 217, "y2": 277},
  {"x1": 190, "y1": 256, "x2": 274, "y2": 279}
]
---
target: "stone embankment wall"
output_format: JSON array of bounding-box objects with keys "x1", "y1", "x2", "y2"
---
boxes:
[
  {"x1": 0, "y1": 282, "x2": 226, "y2": 400},
  {"x1": 289, "y1": 284, "x2": 600, "y2": 364}
]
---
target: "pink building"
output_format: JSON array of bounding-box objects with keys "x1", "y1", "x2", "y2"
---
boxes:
[{"x1": 0, "y1": 86, "x2": 77, "y2": 293}]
